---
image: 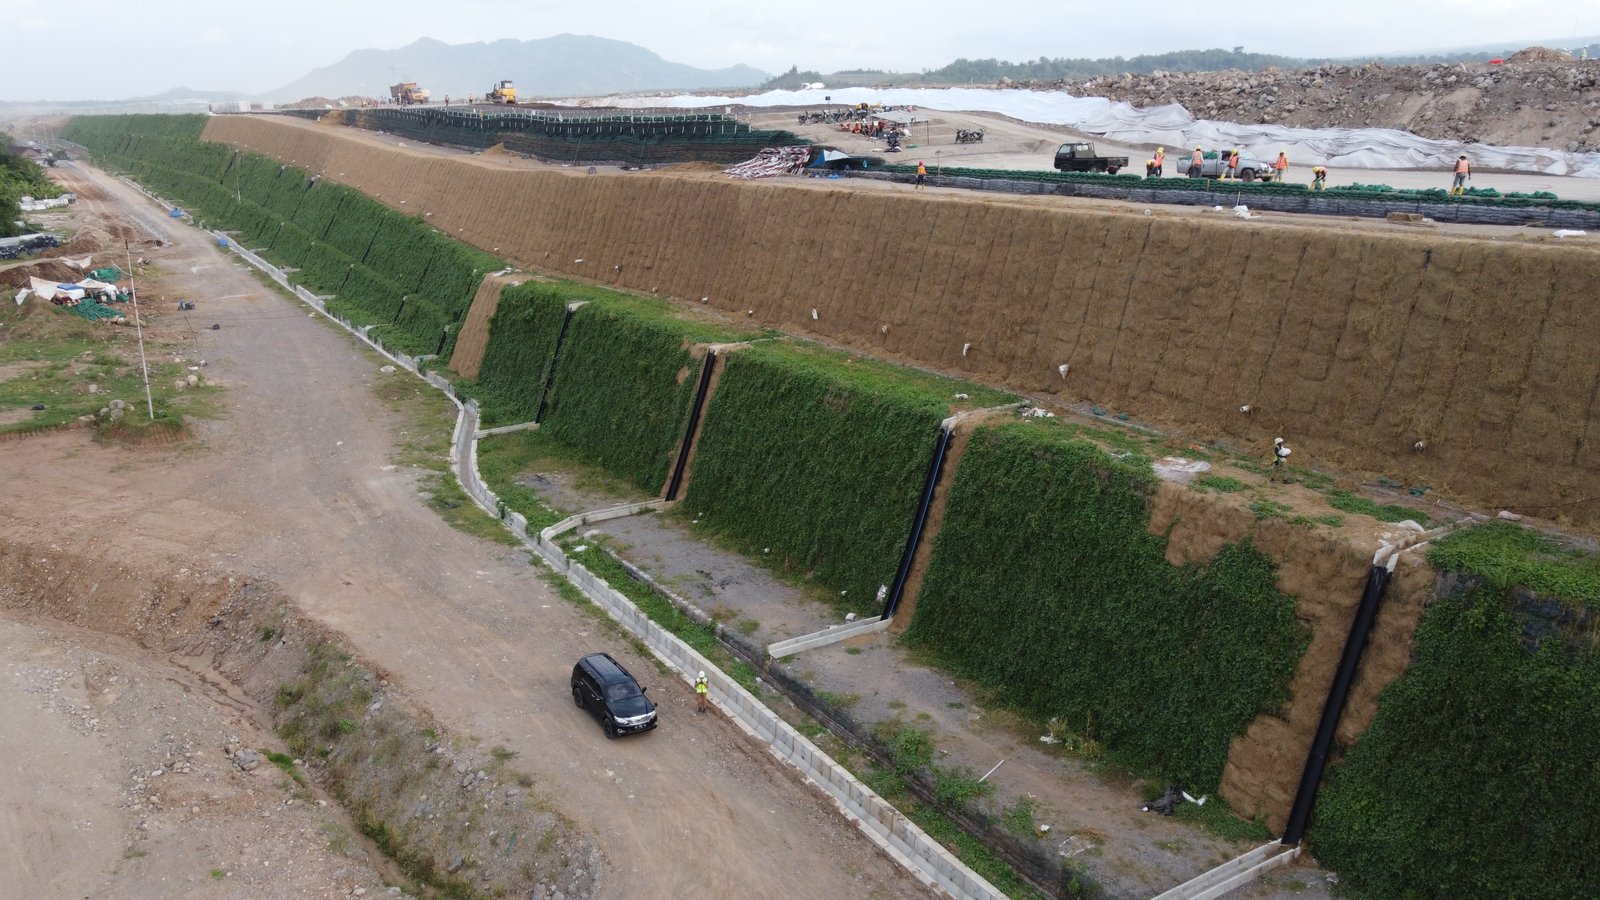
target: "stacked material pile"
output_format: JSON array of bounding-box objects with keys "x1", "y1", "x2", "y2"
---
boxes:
[{"x1": 723, "y1": 147, "x2": 811, "y2": 179}]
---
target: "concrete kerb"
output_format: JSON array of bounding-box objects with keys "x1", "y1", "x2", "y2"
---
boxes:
[
  {"x1": 136, "y1": 180, "x2": 1003, "y2": 900},
  {"x1": 767, "y1": 616, "x2": 894, "y2": 658}
]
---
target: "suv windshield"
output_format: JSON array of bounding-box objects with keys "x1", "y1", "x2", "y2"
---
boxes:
[{"x1": 605, "y1": 682, "x2": 641, "y2": 702}]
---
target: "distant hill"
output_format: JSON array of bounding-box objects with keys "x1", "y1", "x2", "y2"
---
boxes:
[
  {"x1": 795, "y1": 38, "x2": 1600, "y2": 88},
  {"x1": 266, "y1": 34, "x2": 769, "y2": 102}
]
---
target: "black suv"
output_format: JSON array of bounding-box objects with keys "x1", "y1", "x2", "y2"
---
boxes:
[{"x1": 571, "y1": 652, "x2": 658, "y2": 738}]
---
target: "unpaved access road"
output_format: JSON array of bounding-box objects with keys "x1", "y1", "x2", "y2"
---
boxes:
[{"x1": 0, "y1": 162, "x2": 926, "y2": 899}]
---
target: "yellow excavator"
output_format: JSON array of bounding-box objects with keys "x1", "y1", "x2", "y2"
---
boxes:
[{"x1": 488, "y1": 80, "x2": 517, "y2": 104}]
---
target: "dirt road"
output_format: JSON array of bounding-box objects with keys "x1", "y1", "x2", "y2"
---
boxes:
[{"x1": 0, "y1": 162, "x2": 925, "y2": 899}]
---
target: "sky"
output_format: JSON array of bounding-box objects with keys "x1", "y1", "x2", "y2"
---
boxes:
[{"x1": 0, "y1": 0, "x2": 1592, "y2": 101}]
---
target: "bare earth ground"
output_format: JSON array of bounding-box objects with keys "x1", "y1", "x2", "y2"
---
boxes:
[{"x1": 0, "y1": 162, "x2": 925, "y2": 900}]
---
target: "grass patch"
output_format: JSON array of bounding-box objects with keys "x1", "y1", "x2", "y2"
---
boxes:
[
  {"x1": 0, "y1": 309, "x2": 222, "y2": 436},
  {"x1": 1323, "y1": 489, "x2": 1430, "y2": 526},
  {"x1": 475, "y1": 428, "x2": 640, "y2": 531},
  {"x1": 1194, "y1": 474, "x2": 1247, "y2": 493},
  {"x1": 263, "y1": 750, "x2": 306, "y2": 786},
  {"x1": 1427, "y1": 522, "x2": 1600, "y2": 607},
  {"x1": 368, "y1": 369, "x2": 518, "y2": 546},
  {"x1": 1169, "y1": 796, "x2": 1271, "y2": 843}
]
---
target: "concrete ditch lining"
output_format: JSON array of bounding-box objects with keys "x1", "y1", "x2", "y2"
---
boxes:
[{"x1": 114, "y1": 177, "x2": 1008, "y2": 900}]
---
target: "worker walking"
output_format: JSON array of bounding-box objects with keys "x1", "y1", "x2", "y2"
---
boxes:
[
  {"x1": 1311, "y1": 165, "x2": 1328, "y2": 191},
  {"x1": 914, "y1": 160, "x2": 927, "y2": 190},
  {"x1": 1274, "y1": 151, "x2": 1289, "y2": 182},
  {"x1": 1189, "y1": 146, "x2": 1204, "y2": 178},
  {"x1": 1270, "y1": 438, "x2": 1292, "y2": 482},
  {"x1": 1451, "y1": 154, "x2": 1471, "y2": 195},
  {"x1": 1153, "y1": 146, "x2": 1166, "y2": 176},
  {"x1": 695, "y1": 671, "x2": 709, "y2": 713}
]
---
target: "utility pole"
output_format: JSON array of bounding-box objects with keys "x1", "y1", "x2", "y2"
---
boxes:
[{"x1": 124, "y1": 240, "x2": 155, "y2": 421}]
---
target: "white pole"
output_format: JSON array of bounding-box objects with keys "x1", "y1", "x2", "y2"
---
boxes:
[{"x1": 125, "y1": 240, "x2": 155, "y2": 420}]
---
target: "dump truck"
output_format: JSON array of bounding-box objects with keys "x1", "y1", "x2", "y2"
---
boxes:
[
  {"x1": 1052, "y1": 142, "x2": 1128, "y2": 174},
  {"x1": 389, "y1": 82, "x2": 430, "y2": 105},
  {"x1": 488, "y1": 80, "x2": 517, "y2": 104}
]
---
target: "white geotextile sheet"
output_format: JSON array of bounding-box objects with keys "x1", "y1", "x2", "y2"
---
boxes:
[{"x1": 590, "y1": 87, "x2": 1600, "y2": 177}]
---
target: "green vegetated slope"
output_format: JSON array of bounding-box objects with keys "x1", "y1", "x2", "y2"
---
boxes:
[
  {"x1": 462, "y1": 278, "x2": 759, "y2": 490},
  {"x1": 468, "y1": 281, "x2": 571, "y2": 425},
  {"x1": 61, "y1": 114, "x2": 499, "y2": 356},
  {"x1": 539, "y1": 295, "x2": 756, "y2": 493},
  {"x1": 904, "y1": 419, "x2": 1308, "y2": 792},
  {"x1": 683, "y1": 342, "x2": 1015, "y2": 606},
  {"x1": 1313, "y1": 523, "x2": 1600, "y2": 899}
]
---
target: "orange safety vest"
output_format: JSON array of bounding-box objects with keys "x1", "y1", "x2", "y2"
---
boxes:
[
  {"x1": 916, "y1": 163, "x2": 926, "y2": 175},
  {"x1": 1154, "y1": 149, "x2": 1165, "y2": 164},
  {"x1": 1455, "y1": 158, "x2": 1470, "y2": 174},
  {"x1": 1275, "y1": 154, "x2": 1288, "y2": 170},
  {"x1": 1227, "y1": 153, "x2": 1238, "y2": 169},
  {"x1": 1191, "y1": 150, "x2": 1203, "y2": 165}
]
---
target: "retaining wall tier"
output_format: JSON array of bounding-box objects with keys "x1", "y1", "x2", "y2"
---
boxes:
[{"x1": 202, "y1": 114, "x2": 1600, "y2": 529}]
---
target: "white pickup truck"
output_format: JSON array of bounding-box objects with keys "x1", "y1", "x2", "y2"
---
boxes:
[{"x1": 1183, "y1": 150, "x2": 1275, "y2": 182}]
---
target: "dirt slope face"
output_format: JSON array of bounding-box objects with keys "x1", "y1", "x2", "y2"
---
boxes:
[
  {"x1": 1061, "y1": 50, "x2": 1600, "y2": 152},
  {"x1": 204, "y1": 115, "x2": 1600, "y2": 528}
]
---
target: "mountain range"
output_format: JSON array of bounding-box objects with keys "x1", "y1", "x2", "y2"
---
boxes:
[{"x1": 265, "y1": 34, "x2": 769, "y2": 102}]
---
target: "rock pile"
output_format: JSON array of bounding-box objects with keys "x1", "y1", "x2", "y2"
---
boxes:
[{"x1": 1021, "y1": 48, "x2": 1600, "y2": 152}]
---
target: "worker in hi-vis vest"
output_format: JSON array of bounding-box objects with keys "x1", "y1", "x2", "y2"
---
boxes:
[
  {"x1": 695, "y1": 670, "x2": 709, "y2": 713},
  {"x1": 1451, "y1": 155, "x2": 1471, "y2": 195}
]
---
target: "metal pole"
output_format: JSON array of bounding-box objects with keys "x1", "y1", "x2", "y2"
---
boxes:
[{"x1": 124, "y1": 240, "x2": 155, "y2": 420}]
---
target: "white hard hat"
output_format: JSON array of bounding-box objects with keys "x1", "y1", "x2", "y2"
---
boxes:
[
  {"x1": 697, "y1": 671, "x2": 706, "y2": 679},
  {"x1": 1274, "y1": 437, "x2": 1284, "y2": 445}
]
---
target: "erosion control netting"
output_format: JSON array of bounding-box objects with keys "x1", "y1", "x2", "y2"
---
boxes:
[
  {"x1": 195, "y1": 113, "x2": 1600, "y2": 530},
  {"x1": 62, "y1": 115, "x2": 501, "y2": 357},
  {"x1": 286, "y1": 108, "x2": 808, "y2": 165}
]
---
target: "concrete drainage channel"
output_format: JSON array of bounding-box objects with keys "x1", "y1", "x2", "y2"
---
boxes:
[{"x1": 111, "y1": 182, "x2": 1008, "y2": 900}]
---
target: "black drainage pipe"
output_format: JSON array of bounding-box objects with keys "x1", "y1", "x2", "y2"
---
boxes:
[
  {"x1": 882, "y1": 424, "x2": 954, "y2": 620},
  {"x1": 533, "y1": 305, "x2": 578, "y2": 425},
  {"x1": 664, "y1": 350, "x2": 717, "y2": 502},
  {"x1": 1280, "y1": 558, "x2": 1394, "y2": 846}
]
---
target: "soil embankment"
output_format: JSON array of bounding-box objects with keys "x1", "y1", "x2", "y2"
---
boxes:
[{"x1": 204, "y1": 114, "x2": 1600, "y2": 528}]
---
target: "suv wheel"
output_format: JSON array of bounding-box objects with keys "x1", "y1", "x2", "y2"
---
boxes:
[
  {"x1": 572, "y1": 684, "x2": 584, "y2": 708},
  {"x1": 603, "y1": 717, "x2": 618, "y2": 740}
]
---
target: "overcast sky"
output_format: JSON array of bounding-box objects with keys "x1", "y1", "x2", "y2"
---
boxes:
[{"x1": 1, "y1": 0, "x2": 1592, "y2": 101}]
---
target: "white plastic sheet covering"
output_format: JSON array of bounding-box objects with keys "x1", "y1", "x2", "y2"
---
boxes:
[
  {"x1": 14, "y1": 288, "x2": 28, "y2": 306},
  {"x1": 597, "y1": 87, "x2": 1600, "y2": 177}
]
